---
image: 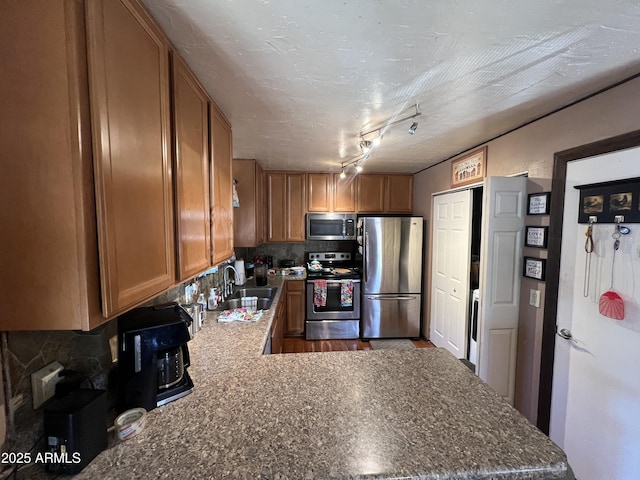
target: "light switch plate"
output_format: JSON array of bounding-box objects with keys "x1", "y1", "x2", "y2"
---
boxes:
[{"x1": 529, "y1": 289, "x2": 541, "y2": 308}]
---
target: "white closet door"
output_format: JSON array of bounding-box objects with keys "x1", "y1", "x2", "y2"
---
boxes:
[
  {"x1": 477, "y1": 176, "x2": 526, "y2": 405},
  {"x1": 430, "y1": 189, "x2": 472, "y2": 357}
]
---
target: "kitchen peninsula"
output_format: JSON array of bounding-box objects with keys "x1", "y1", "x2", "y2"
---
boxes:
[{"x1": 75, "y1": 275, "x2": 570, "y2": 480}]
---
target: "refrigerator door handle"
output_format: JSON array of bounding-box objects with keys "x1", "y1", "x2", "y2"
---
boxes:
[
  {"x1": 364, "y1": 231, "x2": 369, "y2": 283},
  {"x1": 366, "y1": 295, "x2": 417, "y2": 301}
]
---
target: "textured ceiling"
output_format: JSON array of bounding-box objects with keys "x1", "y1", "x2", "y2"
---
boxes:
[{"x1": 142, "y1": 0, "x2": 640, "y2": 174}]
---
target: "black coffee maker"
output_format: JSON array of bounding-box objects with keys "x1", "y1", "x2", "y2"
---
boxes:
[{"x1": 117, "y1": 304, "x2": 194, "y2": 412}]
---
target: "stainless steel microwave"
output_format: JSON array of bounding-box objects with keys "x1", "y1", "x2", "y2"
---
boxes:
[{"x1": 306, "y1": 213, "x2": 357, "y2": 241}]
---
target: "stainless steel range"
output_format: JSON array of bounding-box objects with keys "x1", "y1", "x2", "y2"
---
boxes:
[{"x1": 305, "y1": 252, "x2": 361, "y2": 340}]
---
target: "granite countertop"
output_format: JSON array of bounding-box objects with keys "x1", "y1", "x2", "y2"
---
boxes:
[{"x1": 73, "y1": 274, "x2": 569, "y2": 480}]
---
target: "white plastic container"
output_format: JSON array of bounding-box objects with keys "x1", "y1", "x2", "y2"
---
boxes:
[
  {"x1": 234, "y1": 259, "x2": 246, "y2": 285},
  {"x1": 208, "y1": 288, "x2": 218, "y2": 310}
]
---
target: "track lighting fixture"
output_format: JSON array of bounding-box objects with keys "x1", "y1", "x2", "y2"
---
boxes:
[{"x1": 340, "y1": 103, "x2": 421, "y2": 175}]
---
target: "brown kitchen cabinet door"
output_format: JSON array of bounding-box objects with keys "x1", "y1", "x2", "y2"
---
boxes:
[
  {"x1": 333, "y1": 173, "x2": 357, "y2": 212},
  {"x1": 87, "y1": 0, "x2": 175, "y2": 317},
  {"x1": 308, "y1": 173, "x2": 332, "y2": 212},
  {"x1": 267, "y1": 172, "x2": 287, "y2": 242},
  {"x1": 0, "y1": 0, "x2": 104, "y2": 330},
  {"x1": 210, "y1": 104, "x2": 235, "y2": 264},
  {"x1": 356, "y1": 174, "x2": 386, "y2": 213},
  {"x1": 285, "y1": 280, "x2": 306, "y2": 336},
  {"x1": 286, "y1": 173, "x2": 307, "y2": 241},
  {"x1": 271, "y1": 292, "x2": 287, "y2": 354},
  {"x1": 385, "y1": 174, "x2": 414, "y2": 213},
  {"x1": 233, "y1": 159, "x2": 266, "y2": 247},
  {"x1": 172, "y1": 53, "x2": 211, "y2": 281}
]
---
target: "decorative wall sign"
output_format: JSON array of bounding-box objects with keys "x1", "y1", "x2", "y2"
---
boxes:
[
  {"x1": 523, "y1": 257, "x2": 546, "y2": 281},
  {"x1": 575, "y1": 177, "x2": 640, "y2": 223},
  {"x1": 527, "y1": 192, "x2": 551, "y2": 215},
  {"x1": 450, "y1": 146, "x2": 487, "y2": 188},
  {"x1": 525, "y1": 226, "x2": 548, "y2": 248}
]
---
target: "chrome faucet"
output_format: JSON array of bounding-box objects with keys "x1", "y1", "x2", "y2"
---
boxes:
[{"x1": 223, "y1": 265, "x2": 240, "y2": 298}]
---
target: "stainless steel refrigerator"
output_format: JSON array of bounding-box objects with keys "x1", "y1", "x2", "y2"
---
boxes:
[{"x1": 358, "y1": 216, "x2": 423, "y2": 339}]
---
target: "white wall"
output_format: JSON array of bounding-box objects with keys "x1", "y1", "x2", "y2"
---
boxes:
[
  {"x1": 414, "y1": 74, "x2": 640, "y2": 423},
  {"x1": 550, "y1": 149, "x2": 640, "y2": 480}
]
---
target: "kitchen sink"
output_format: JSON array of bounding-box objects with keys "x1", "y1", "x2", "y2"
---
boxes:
[
  {"x1": 233, "y1": 287, "x2": 277, "y2": 299},
  {"x1": 219, "y1": 286, "x2": 278, "y2": 310},
  {"x1": 222, "y1": 297, "x2": 272, "y2": 310}
]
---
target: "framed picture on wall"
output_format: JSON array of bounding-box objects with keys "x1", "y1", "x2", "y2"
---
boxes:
[
  {"x1": 450, "y1": 146, "x2": 487, "y2": 188},
  {"x1": 527, "y1": 192, "x2": 551, "y2": 215},
  {"x1": 523, "y1": 256, "x2": 546, "y2": 281},
  {"x1": 525, "y1": 226, "x2": 548, "y2": 248},
  {"x1": 576, "y1": 177, "x2": 640, "y2": 223}
]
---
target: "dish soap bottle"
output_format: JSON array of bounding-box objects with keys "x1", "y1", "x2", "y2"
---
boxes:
[{"x1": 207, "y1": 288, "x2": 218, "y2": 310}]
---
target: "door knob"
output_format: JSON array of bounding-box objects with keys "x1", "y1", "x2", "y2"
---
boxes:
[{"x1": 557, "y1": 328, "x2": 573, "y2": 340}]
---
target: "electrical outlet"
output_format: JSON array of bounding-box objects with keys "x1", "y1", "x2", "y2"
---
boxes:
[
  {"x1": 529, "y1": 289, "x2": 541, "y2": 308},
  {"x1": 31, "y1": 361, "x2": 64, "y2": 409}
]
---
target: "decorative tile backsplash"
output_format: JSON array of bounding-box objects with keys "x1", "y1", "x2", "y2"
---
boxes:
[{"x1": 237, "y1": 240, "x2": 357, "y2": 267}]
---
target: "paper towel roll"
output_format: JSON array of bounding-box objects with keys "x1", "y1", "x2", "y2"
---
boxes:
[{"x1": 234, "y1": 259, "x2": 246, "y2": 285}]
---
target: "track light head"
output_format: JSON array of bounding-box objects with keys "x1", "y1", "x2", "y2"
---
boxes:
[
  {"x1": 359, "y1": 139, "x2": 372, "y2": 154},
  {"x1": 408, "y1": 121, "x2": 418, "y2": 135},
  {"x1": 339, "y1": 168, "x2": 346, "y2": 179},
  {"x1": 355, "y1": 163, "x2": 363, "y2": 173}
]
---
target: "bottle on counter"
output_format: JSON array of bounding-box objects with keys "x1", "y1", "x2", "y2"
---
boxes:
[
  {"x1": 208, "y1": 288, "x2": 218, "y2": 310},
  {"x1": 197, "y1": 293, "x2": 207, "y2": 311}
]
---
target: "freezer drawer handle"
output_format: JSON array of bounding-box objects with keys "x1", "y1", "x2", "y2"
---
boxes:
[{"x1": 367, "y1": 295, "x2": 416, "y2": 301}]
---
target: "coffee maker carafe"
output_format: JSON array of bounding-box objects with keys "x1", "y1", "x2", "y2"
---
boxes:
[{"x1": 117, "y1": 304, "x2": 194, "y2": 412}]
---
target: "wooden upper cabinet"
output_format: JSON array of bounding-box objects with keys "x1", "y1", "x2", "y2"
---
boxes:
[
  {"x1": 87, "y1": 0, "x2": 175, "y2": 317},
  {"x1": 308, "y1": 173, "x2": 332, "y2": 212},
  {"x1": 267, "y1": 173, "x2": 287, "y2": 242},
  {"x1": 267, "y1": 172, "x2": 306, "y2": 242},
  {"x1": 0, "y1": 0, "x2": 103, "y2": 330},
  {"x1": 355, "y1": 174, "x2": 413, "y2": 213},
  {"x1": 287, "y1": 173, "x2": 307, "y2": 241},
  {"x1": 171, "y1": 53, "x2": 211, "y2": 281},
  {"x1": 210, "y1": 104, "x2": 235, "y2": 265},
  {"x1": 333, "y1": 173, "x2": 357, "y2": 212},
  {"x1": 385, "y1": 174, "x2": 414, "y2": 213},
  {"x1": 233, "y1": 159, "x2": 266, "y2": 247},
  {"x1": 356, "y1": 174, "x2": 386, "y2": 213}
]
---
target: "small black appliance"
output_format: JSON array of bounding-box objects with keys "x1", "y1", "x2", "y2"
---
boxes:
[
  {"x1": 117, "y1": 303, "x2": 194, "y2": 412},
  {"x1": 43, "y1": 389, "x2": 107, "y2": 474}
]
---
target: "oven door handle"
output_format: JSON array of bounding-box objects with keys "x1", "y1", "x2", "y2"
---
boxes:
[
  {"x1": 307, "y1": 280, "x2": 360, "y2": 285},
  {"x1": 366, "y1": 295, "x2": 416, "y2": 301}
]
